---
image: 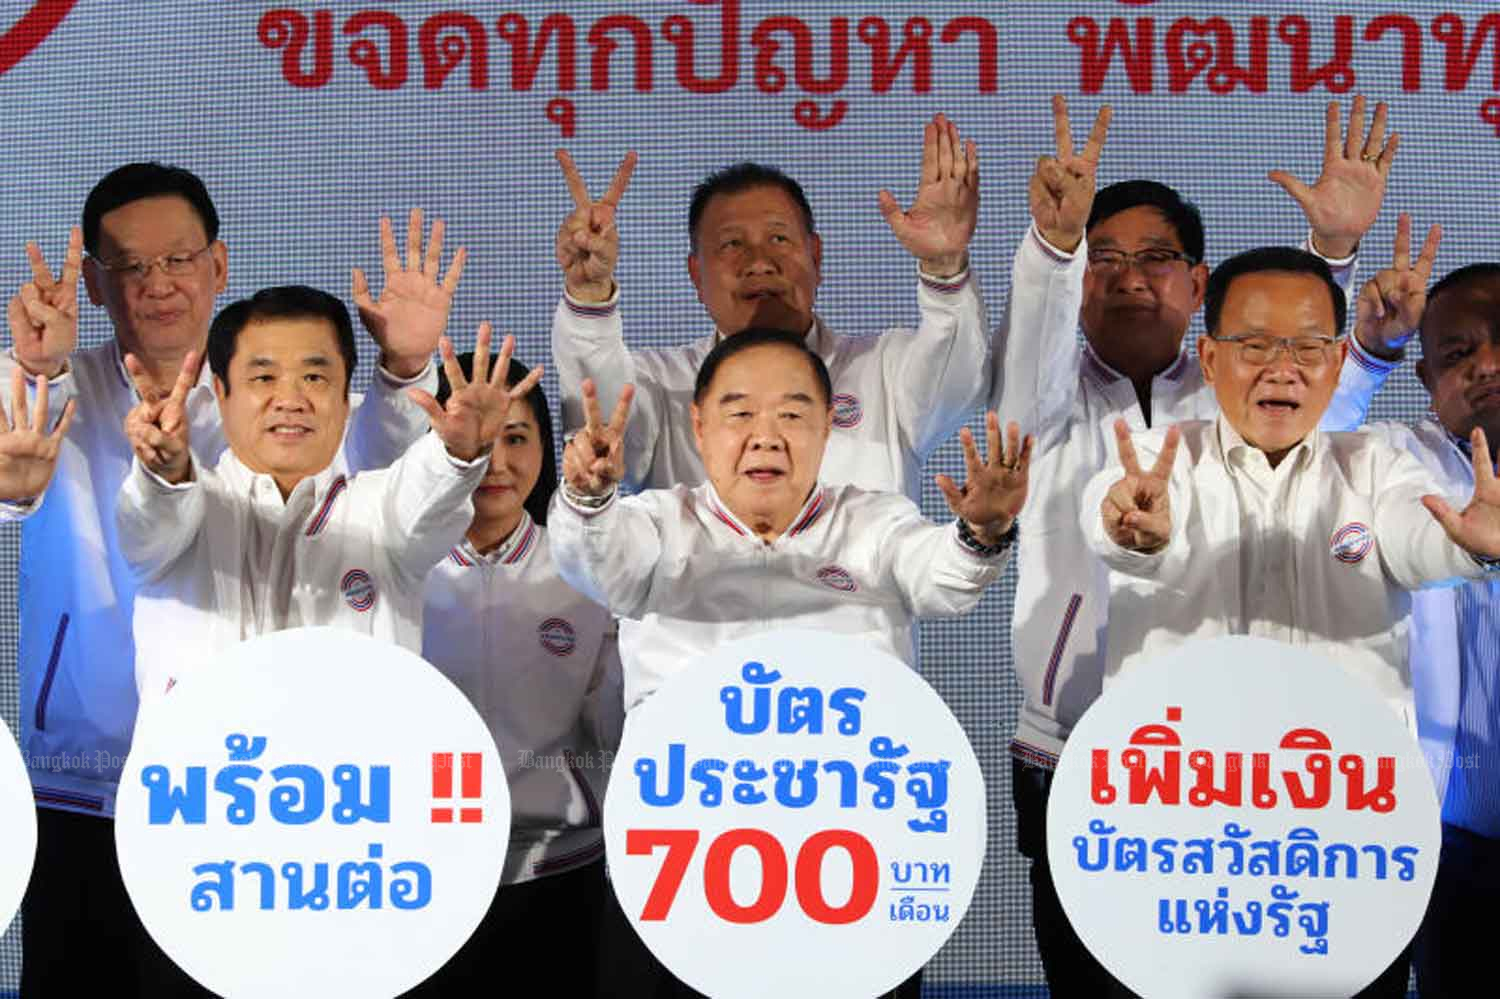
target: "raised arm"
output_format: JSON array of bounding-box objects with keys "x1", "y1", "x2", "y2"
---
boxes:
[
  {"x1": 0, "y1": 367, "x2": 73, "y2": 504},
  {"x1": 1417, "y1": 428, "x2": 1500, "y2": 570},
  {"x1": 991, "y1": 97, "x2": 1110, "y2": 441},
  {"x1": 1322, "y1": 214, "x2": 1441, "y2": 430},
  {"x1": 874, "y1": 113, "x2": 991, "y2": 455},
  {"x1": 345, "y1": 208, "x2": 463, "y2": 471},
  {"x1": 549, "y1": 378, "x2": 664, "y2": 619},
  {"x1": 548, "y1": 151, "x2": 665, "y2": 486},
  {"x1": 387, "y1": 325, "x2": 539, "y2": 576},
  {"x1": 1080, "y1": 419, "x2": 1192, "y2": 584},
  {"x1": 116, "y1": 351, "x2": 205, "y2": 578}
]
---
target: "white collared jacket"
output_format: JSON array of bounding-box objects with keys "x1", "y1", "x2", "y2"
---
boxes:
[
  {"x1": 423, "y1": 513, "x2": 623, "y2": 884},
  {"x1": 548, "y1": 481, "x2": 1012, "y2": 710},
  {"x1": 550, "y1": 269, "x2": 988, "y2": 500},
  {"x1": 0, "y1": 340, "x2": 433, "y2": 815},
  {"x1": 1080, "y1": 418, "x2": 1490, "y2": 730},
  {"x1": 119, "y1": 431, "x2": 482, "y2": 705},
  {"x1": 991, "y1": 225, "x2": 1379, "y2": 769}
]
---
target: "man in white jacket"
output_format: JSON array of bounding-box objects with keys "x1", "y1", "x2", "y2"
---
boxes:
[
  {"x1": 1082, "y1": 247, "x2": 1500, "y2": 999},
  {"x1": 550, "y1": 113, "x2": 988, "y2": 502},
  {"x1": 115, "y1": 288, "x2": 538, "y2": 699},
  {"x1": 550, "y1": 328, "x2": 1028, "y2": 999},
  {"x1": 0, "y1": 165, "x2": 460, "y2": 996},
  {"x1": 993, "y1": 96, "x2": 1402, "y2": 997}
]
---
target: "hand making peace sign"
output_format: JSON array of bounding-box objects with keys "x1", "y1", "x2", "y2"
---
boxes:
[
  {"x1": 8, "y1": 227, "x2": 82, "y2": 379},
  {"x1": 1352, "y1": 212, "x2": 1442, "y2": 359},
  {"x1": 555, "y1": 150, "x2": 638, "y2": 304},
  {"x1": 123, "y1": 350, "x2": 200, "y2": 484},
  {"x1": 1100, "y1": 419, "x2": 1183, "y2": 553},
  {"x1": 1029, "y1": 96, "x2": 1111, "y2": 254},
  {"x1": 562, "y1": 377, "x2": 636, "y2": 498}
]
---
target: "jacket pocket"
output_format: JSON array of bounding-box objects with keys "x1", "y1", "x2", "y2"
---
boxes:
[{"x1": 34, "y1": 612, "x2": 69, "y2": 732}]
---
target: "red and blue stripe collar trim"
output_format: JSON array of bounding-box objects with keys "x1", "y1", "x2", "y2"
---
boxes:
[
  {"x1": 787, "y1": 487, "x2": 829, "y2": 537},
  {"x1": 303, "y1": 476, "x2": 347, "y2": 537},
  {"x1": 449, "y1": 514, "x2": 537, "y2": 567}
]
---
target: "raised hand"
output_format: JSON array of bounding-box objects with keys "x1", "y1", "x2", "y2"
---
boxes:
[
  {"x1": 935, "y1": 411, "x2": 1034, "y2": 544},
  {"x1": 1269, "y1": 96, "x2": 1398, "y2": 260},
  {"x1": 123, "y1": 350, "x2": 199, "y2": 484},
  {"x1": 555, "y1": 150, "x2": 637, "y2": 304},
  {"x1": 1353, "y1": 213, "x2": 1441, "y2": 359},
  {"x1": 0, "y1": 367, "x2": 75, "y2": 501},
  {"x1": 1101, "y1": 419, "x2": 1181, "y2": 552},
  {"x1": 352, "y1": 209, "x2": 466, "y2": 380},
  {"x1": 408, "y1": 325, "x2": 543, "y2": 463},
  {"x1": 7, "y1": 227, "x2": 82, "y2": 378},
  {"x1": 1422, "y1": 428, "x2": 1500, "y2": 560},
  {"x1": 1028, "y1": 95, "x2": 1111, "y2": 254},
  {"x1": 878, "y1": 112, "x2": 980, "y2": 278},
  {"x1": 562, "y1": 377, "x2": 635, "y2": 497}
]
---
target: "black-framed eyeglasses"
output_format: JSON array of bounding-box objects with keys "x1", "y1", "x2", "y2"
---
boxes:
[
  {"x1": 1086, "y1": 247, "x2": 1196, "y2": 278},
  {"x1": 1205, "y1": 333, "x2": 1341, "y2": 367},
  {"x1": 92, "y1": 244, "x2": 213, "y2": 283}
]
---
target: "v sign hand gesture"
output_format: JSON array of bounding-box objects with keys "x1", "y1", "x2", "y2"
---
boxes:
[
  {"x1": 123, "y1": 351, "x2": 200, "y2": 484},
  {"x1": 562, "y1": 377, "x2": 635, "y2": 498},
  {"x1": 8, "y1": 228, "x2": 82, "y2": 379},
  {"x1": 1352, "y1": 213, "x2": 1441, "y2": 360},
  {"x1": 556, "y1": 150, "x2": 637, "y2": 304},
  {"x1": 1100, "y1": 419, "x2": 1182, "y2": 553},
  {"x1": 1029, "y1": 96, "x2": 1111, "y2": 254}
]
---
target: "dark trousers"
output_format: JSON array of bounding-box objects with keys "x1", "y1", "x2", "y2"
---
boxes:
[
  {"x1": 1012, "y1": 760, "x2": 1138, "y2": 999},
  {"x1": 1414, "y1": 821, "x2": 1500, "y2": 998},
  {"x1": 20, "y1": 807, "x2": 213, "y2": 997},
  {"x1": 596, "y1": 865, "x2": 924, "y2": 998},
  {"x1": 405, "y1": 857, "x2": 607, "y2": 996},
  {"x1": 1013, "y1": 760, "x2": 1411, "y2": 999}
]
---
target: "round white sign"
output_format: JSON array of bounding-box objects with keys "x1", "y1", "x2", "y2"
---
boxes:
[
  {"x1": 0, "y1": 715, "x2": 37, "y2": 931},
  {"x1": 604, "y1": 628, "x2": 985, "y2": 999},
  {"x1": 1048, "y1": 636, "x2": 1440, "y2": 998},
  {"x1": 116, "y1": 627, "x2": 511, "y2": 998}
]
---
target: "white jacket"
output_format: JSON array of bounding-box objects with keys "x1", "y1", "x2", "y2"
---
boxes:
[
  {"x1": 550, "y1": 269, "x2": 988, "y2": 500},
  {"x1": 990, "y1": 225, "x2": 1377, "y2": 768},
  {"x1": 548, "y1": 481, "x2": 1012, "y2": 710},
  {"x1": 423, "y1": 513, "x2": 623, "y2": 884},
  {"x1": 1079, "y1": 418, "x2": 1491, "y2": 730},
  {"x1": 119, "y1": 431, "x2": 482, "y2": 703},
  {"x1": 0, "y1": 340, "x2": 431, "y2": 815}
]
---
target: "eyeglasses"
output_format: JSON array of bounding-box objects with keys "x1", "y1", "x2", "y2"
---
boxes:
[
  {"x1": 92, "y1": 245, "x2": 212, "y2": 283},
  {"x1": 1206, "y1": 333, "x2": 1341, "y2": 367},
  {"x1": 1086, "y1": 247, "x2": 1196, "y2": 278}
]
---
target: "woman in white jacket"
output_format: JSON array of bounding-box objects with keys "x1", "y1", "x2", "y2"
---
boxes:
[{"x1": 411, "y1": 351, "x2": 622, "y2": 997}]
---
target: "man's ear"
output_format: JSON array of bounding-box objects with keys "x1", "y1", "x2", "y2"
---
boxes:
[
  {"x1": 213, "y1": 373, "x2": 227, "y2": 402},
  {"x1": 1416, "y1": 357, "x2": 1433, "y2": 394},
  {"x1": 209, "y1": 240, "x2": 228, "y2": 296},
  {"x1": 1197, "y1": 333, "x2": 1217, "y2": 386},
  {"x1": 810, "y1": 232, "x2": 823, "y2": 286},
  {"x1": 1188, "y1": 262, "x2": 1209, "y2": 311},
  {"x1": 82, "y1": 256, "x2": 105, "y2": 307},
  {"x1": 687, "y1": 251, "x2": 704, "y2": 303},
  {"x1": 690, "y1": 401, "x2": 705, "y2": 456}
]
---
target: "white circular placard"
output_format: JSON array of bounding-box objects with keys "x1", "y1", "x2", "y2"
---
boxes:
[
  {"x1": 1048, "y1": 636, "x2": 1440, "y2": 998},
  {"x1": 0, "y1": 715, "x2": 36, "y2": 931},
  {"x1": 604, "y1": 628, "x2": 985, "y2": 999},
  {"x1": 116, "y1": 627, "x2": 511, "y2": 998}
]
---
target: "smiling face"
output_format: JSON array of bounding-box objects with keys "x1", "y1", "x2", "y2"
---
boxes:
[
  {"x1": 469, "y1": 395, "x2": 545, "y2": 541},
  {"x1": 215, "y1": 317, "x2": 350, "y2": 498},
  {"x1": 691, "y1": 342, "x2": 832, "y2": 540},
  {"x1": 1419, "y1": 273, "x2": 1500, "y2": 461},
  {"x1": 687, "y1": 184, "x2": 822, "y2": 337},
  {"x1": 1081, "y1": 205, "x2": 1207, "y2": 379},
  {"x1": 84, "y1": 194, "x2": 228, "y2": 359},
  {"x1": 1199, "y1": 271, "x2": 1346, "y2": 466}
]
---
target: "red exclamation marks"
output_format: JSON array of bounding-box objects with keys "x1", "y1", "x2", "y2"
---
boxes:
[
  {"x1": 460, "y1": 753, "x2": 483, "y2": 823},
  {"x1": 431, "y1": 752, "x2": 454, "y2": 823},
  {"x1": 431, "y1": 752, "x2": 485, "y2": 823}
]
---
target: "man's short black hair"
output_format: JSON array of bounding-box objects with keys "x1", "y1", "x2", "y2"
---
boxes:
[
  {"x1": 1203, "y1": 247, "x2": 1346, "y2": 336},
  {"x1": 437, "y1": 354, "x2": 557, "y2": 526},
  {"x1": 208, "y1": 286, "x2": 358, "y2": 398},
  {"x1": 1419, "y1": 263, "x2": 1500, "y2": 355},
  {"x1": 1087, "y1": 180, "x2": 1205, "y2": 265},
  {"x1": 688, "y1": 163, "x2": 815, "y2": 250},
  {"x1": 693, "y1": 328, "x2": 832, "y2": 407},
  {"x1": 82, "y1": 162, "x2": 220, "y2": 256}
]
